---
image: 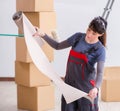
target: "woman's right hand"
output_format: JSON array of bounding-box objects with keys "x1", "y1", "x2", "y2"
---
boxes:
[{"x1": 33, "y1": 27, "x2": 45, "y2": 37}]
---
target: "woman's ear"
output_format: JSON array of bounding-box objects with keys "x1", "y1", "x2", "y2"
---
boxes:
[{"x1": 99, "y1": 33, "x2": 104, "y2": 37}]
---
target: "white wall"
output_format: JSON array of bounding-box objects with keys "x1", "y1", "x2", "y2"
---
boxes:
[
  {"x1": 0, "y1": 0, "x2": 17, "y2": 77},
  {"x1": 0, "y1": 0, "x2": 120, "y2": 77}
]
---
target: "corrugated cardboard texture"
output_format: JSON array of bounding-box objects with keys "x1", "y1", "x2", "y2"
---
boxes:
[
  {"x1": 101, "y1": 67, "x2": 120, "y2": 101},
  {"x1": 101, "y1": 77, "x2": 120, "y2": 102},
  {"x1": 16, "y1": 37, "x2": 54, "y2": 62},
  {"x1": 17, "y1": 84, "x2": 55, "y2": 111},
  {"x1": 16, "y1": 0, "x2": 54, "y2": 12},
  {"x1": 15, "y1": 61, "x2": 51, "y2": 87}
]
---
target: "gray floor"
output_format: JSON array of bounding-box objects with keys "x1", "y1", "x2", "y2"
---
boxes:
[{"x1": 0, "y1": 81, "x2": 120, "y2": 111}]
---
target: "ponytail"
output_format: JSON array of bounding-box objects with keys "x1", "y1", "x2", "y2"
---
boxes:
[{"x1": 98, "y1": 32, "x2": 107, "y2": 47}]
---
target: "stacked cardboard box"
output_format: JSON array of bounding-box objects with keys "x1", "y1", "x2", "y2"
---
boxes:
[
  {"x1": 17, "y1": 85, "x2": 55, "y2": 111},
  {"x1": 15, "y1": 0, "x2": 56, "y2": 110},
  {"x1": 16, "y1": 0, "x2": 54, "y2": 12},
  {"x1": 101, "y1": 67, "x2": 120, "y2": 102}
]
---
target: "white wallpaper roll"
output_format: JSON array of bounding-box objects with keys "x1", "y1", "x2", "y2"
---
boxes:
[{"x1": 20, "y1": 13, "x2": 91, "y2": 104}]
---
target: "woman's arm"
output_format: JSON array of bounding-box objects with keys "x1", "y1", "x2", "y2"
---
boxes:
[
  {"x1": 95, "y1": 61, "x2": 105, "y2": 88},
  {"x1": 43, "y1": 34, "x2": 71, "y2": 50},
  {"x1": 88, "y1": 61, "x2": 105, "y2": 99},
  {"x1": 33, "y1": 28, "x2": 71, "y2": 50}
]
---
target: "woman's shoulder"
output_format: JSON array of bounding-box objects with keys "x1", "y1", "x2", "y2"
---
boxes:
[
  {"x1": 73, "y1": 32, "x2": 86, "y2": 41},
  {"x1": 96, "y1": 42, "x2": 106, "y2": 56},
  {"x1": 98, "y1": 42, "x2": 106, "y2": 50},
  {"x1": 75, "y1": 32, "x2": 86, "y2": 37},
  {"x1": 96, "y1": 43, "x2": 106, "y2": 62},
  {"x1": 67, "y1": 32, "x2": 85, "y2": 46}
]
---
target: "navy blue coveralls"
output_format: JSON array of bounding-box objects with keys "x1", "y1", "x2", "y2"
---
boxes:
[{"x1": 61, "y1": 34, "x2": 102, "y2": 111}]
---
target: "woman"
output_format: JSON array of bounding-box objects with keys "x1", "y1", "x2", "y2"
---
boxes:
[{"x1": 33, "y1": 16, "x2": 107, "y2": 111}]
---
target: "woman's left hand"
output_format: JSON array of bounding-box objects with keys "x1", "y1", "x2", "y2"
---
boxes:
[
  {"x1": 33, "y1": 27, "x2": 45, "y2": 37},
  {"x1": 88, "y1": 87, "x2": 98, "y2": 99}
]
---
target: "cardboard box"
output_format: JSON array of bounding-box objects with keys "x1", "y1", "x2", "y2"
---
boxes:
[
  {"x1": 16, "y1": 37, "x2": 31, "y2": 62},
  {"x1": 23, "y1": 12, "x2": 57, "y2": 35},
  {"x1": 104, "y1": 67, "x2": 120, "y2": 77},
  {"x1": 17, "y1": 84, "x2": 55, "y2": 111},
  {"x1": 16, "y1": 0, "x2": 54, "y2": 12},
  {"x1": 101, "y1": 77, "x2": 120, "y2": 102},
  {"x1": 16, "y1": 37, "x2": 54, "y2": 62},
  {"x1": 15, "y1": 61, "x2": 51, "y2": 87}
]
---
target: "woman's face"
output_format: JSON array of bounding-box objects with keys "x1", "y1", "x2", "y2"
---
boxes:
[{"x1": 86, "y1": 28, "x2": 103, "y2": 41}]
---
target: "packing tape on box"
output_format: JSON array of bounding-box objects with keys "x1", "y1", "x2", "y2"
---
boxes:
[{"x1": 13, "y1": 11, "x2": 93, "y2": 104}]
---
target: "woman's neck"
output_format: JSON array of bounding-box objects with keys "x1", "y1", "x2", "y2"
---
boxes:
[{"x1": 85, "y1": 36, "x2": 99, "y2": 44}]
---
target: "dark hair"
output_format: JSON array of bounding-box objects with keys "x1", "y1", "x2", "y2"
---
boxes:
[{"x1": 89, "y1": 16, "x2": 107, "y2": 46}]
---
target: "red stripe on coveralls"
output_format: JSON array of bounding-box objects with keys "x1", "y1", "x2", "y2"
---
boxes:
[
  {"x1": 69, "y1": 50, "x2": 88, "y2": 80},
  {"x1": 69, "y1": 50, "x2": 88, "y2": 63}
]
